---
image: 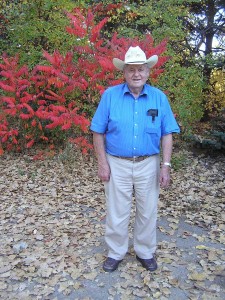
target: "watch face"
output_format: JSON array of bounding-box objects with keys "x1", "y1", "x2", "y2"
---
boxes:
[{"x1": 163, "y1": 162, "x2": 171, "y2": 166}]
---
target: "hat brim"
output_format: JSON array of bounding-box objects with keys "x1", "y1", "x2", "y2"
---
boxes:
[{"x1": 113, "y1": 55, "x2": 158, "y2": 71}]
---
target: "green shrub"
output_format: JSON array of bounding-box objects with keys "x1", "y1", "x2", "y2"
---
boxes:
[
  {"x1": 187, "y1": 109, "x2": 225, "y2": 151},
  {"x1": 157, "y1": 61, "x2": 204, "y2": 135}
]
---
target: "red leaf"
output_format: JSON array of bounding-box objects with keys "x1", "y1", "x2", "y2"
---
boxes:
[
  {"x1": 0, "y1": 147, "x2": 4, "y2": 155},
  {"x1": 45, "y1": 122, "x2": 58, "y2": 129},
  {"x1": 40, "y1": 135, "x2": 48, "y2": 141},
  {"x1": 0, "y1": 82, "x2": 15, "y2": 92},
  {"x1": 20, "y1": 113, "x2": 33, "y2": 120},
  {"x1": 26, "y1": 139, "x2": 35, "y2": 148},
  {"x1": 31, "y1": 119, "x2": 37, "y2": 127},
  {"x1": 4, "y1": 108, "x2": 17, "y2": 116},
  {"x1": 1, "y1": 96, "x2": 16, "y2": 105},
  {"x1": 62, "y1": 122, "x2": 72, "y2": 130}
]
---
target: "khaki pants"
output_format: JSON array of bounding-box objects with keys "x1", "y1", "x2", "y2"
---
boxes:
[{"x1": 104, "y1": 154, "x2": 160, "y2": 260}]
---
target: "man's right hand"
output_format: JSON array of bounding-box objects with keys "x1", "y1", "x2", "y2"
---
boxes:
[
  {"x1": 98, "y1": 162, "x2": 111, "y2": 182},
  {"x1": 93, "y1": 132, "x2": 110, "y2": 181}
]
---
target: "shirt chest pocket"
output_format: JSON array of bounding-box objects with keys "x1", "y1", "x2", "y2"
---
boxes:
[
  {"x1": 145, "y1": 126, "x2": 161, "y2": 136},
  {"x1": 146, "y1": 128, "x2": 159, "y2": 134},
  {"x1": 145, "y1": 127, "x2": 161, "y2": 149}
]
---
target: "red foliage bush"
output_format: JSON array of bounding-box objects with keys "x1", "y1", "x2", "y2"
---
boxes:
[{"x1": 0, "y1": 5, "x2": 169, "y2": 156}]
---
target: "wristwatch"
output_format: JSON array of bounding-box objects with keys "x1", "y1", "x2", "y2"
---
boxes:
[{"x1": 162, "y1": 162, "x2": 171, "y2": 167}]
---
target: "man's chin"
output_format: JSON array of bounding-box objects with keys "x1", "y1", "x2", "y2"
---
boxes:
[{"x1": 131, "y1": 82, "x2": 143, "y2": 87}]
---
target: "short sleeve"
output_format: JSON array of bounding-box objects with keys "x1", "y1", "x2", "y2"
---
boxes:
[
  {"x1": 90, "y1": 91, "x2": 110, "y2": 134},
  {"x1": 161, "y1": 95, "x2": 180, "y2": 136}
]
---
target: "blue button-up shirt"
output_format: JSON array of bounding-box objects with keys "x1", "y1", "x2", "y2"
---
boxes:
[{"x1": 90, "y1": 83, "x2": 180, "y2": 157}]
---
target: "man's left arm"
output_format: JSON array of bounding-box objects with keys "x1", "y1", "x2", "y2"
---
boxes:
[{"x1": 160, "y1": 133, "x2": 173, "y2": 188}]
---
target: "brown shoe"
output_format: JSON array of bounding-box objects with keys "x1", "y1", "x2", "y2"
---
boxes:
[
  {"x1": 136, "y1": 255, "x2": 157, "y2": 271},
  {"x1": 103, "y1": 257, "x2": 122, "y2": 272}
]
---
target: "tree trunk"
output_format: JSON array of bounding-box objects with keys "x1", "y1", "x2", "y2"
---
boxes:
[{"x1": 201, "y1": 0, "x2": 217, "y2": 121}]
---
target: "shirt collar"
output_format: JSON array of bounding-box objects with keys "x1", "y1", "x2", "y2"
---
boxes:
[{"x1": 123, "y1": 83, "x2": 148, "y2": 97}]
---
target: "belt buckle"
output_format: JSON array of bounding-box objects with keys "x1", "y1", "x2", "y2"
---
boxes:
[{"x1": 133, "y1": 156, "x2": 138, "y2": 162}]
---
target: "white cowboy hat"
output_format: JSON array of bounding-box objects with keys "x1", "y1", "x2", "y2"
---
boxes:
[{"x1": 113, "y1": 46, "x2": 158, "y2": 71}]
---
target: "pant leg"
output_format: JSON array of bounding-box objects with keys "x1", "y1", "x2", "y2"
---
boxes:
[
  {"x1": 133, "y1": 155, "x2": 160, "y2": 259},
  {"x1": 104, "y1": 155, "x2": 133, "y2": 260}
]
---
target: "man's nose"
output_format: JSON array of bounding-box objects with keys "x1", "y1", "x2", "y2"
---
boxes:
[{"x1": 134, "y1": 69, "x2": 140, "y2": 75}]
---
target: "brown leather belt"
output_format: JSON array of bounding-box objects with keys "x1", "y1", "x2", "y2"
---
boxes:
[{"x1": 113, "y1": 155, "x2": 150, "y2": 162}]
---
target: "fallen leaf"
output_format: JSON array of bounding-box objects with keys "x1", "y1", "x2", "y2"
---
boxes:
[{"x1": 189, "y1": 272, "x2": 207, "y2": 281}]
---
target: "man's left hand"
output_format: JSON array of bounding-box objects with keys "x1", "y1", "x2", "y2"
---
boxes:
[{"x1": 159, "y1": 166, "x2": 171, "y2": 188}]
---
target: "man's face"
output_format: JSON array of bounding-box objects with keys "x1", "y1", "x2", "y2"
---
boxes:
[{"x1": 123, "y1": 64, "x2": 150, "y2": 90}]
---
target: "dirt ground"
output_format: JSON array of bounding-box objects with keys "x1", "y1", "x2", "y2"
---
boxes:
[{"x1": 0, "y1": 149, "x2": 224, "y2": 299}]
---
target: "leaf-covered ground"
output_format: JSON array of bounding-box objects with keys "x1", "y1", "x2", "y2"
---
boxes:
[{"x1": 0, "y1": 150, "x2": 224, "y2": 300}]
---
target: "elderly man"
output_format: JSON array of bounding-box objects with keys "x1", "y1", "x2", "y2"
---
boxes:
[{"x1": 90, "y1": 46, "x2": 180, "y2": 272}]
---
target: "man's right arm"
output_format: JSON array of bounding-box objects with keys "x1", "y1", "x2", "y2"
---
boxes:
[{"x1": 93, "y1": 132, "x2": 111, "y2": 182}]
